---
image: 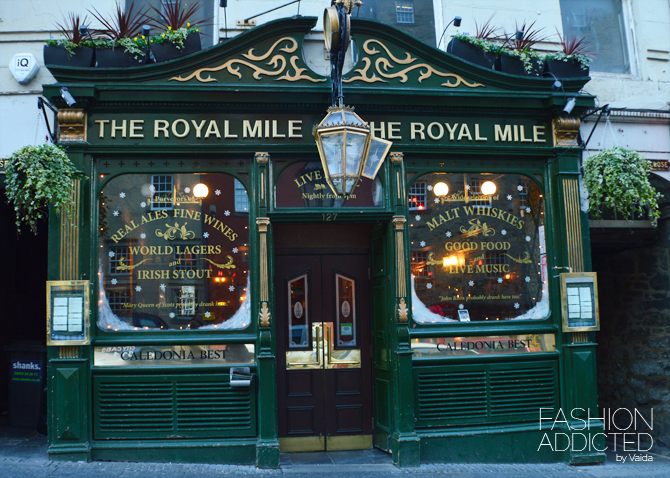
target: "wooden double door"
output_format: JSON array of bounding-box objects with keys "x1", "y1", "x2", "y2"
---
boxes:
[{"x1": 276, "y1": 251, "x2": 372, "y2": 452}]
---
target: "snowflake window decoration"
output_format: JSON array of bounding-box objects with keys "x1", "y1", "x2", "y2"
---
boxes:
[
  {"x1": 497, "y1": 278, "x2": 503, "y2": 283},
  {"x1": 224, "y1": 210, "x2": 230, "y2": 216},
  {"x1": 446, "y1": 231, "x2": 452, "y2": 238},
  {"x1": 203, "y1": 232, "x2": 209, "y2": 238},
  {"x1": 458, "y1": 304, "x2": 464, "y2": 310},
  {"x1": 525, "y1": 276, "x2": 531, "y2": 282},
  {"x1": 111, "y1": 278, "x2": 117, "y2": 285},
  {"x1": 468, "y1": 280, "x2": 474, "y2": 286},
  {"x1": 215, "y1": 189, "x2": 221, "y2": 196},
  {"x1": 514, "y1": 303, "x2": 520, "y2": 309},
  {"x1": 169, "y1": 312, "x2": 176, "y2": 319},
  {"x1": 525, "y1": 236, "x2": 531, "y2": 242},
  {"x1": 184, "y1": 187, "x2": 191, "y2": 194},
  {"x1": 113, "y1": 210, "x2": 120, "y2": 217},
  {"x1": 108, "y1": 251, "x2": 115, "y2": 258},
  {"x1": 135, "y1": 285, "x2": 142, "y2": 292},
  {"x1": 119, "y1": 192, "x2": 126, "y2": 198},
  {"x1": 159, "y1": 284, "x2": 166, "y2": 291},
  {"x1": 415, "y1": 215, "x2": 421, "y2": 221},
  {"x1": 426, "y1": 283, "x2": 433, "y2": 289},
  {"x1": 507, "y1": 194, "x2": 513, "y2": 201},
  {"x1": 140, "y1": 201, "x2": 146, "y2": 208},
  {"x1": 232, "y1": 247, "x2": 239, "y2": 253},
  {"x1": 517, "y1": 185, "x2": 523, "y2": 191},
  {"x1": 420, "y1": 241, "x2": 426, "y2": 247},
  {"x1": 501, "y1": 229, "x2": 507, "y2": 235},
  {"x1": 228, "y1": 285, "x2": 235, "y2": 292},
  {"x1": 140, "y1": 233, "x2": 146, "y2": 239},
  {"x1": 427, "y1": 185, "x2": 433, "y2": 191},
  {"x1": 204, "y1": 311, "x2": 211, "y2": 318},
  {"x1": 434, "y1": 198, "x2": 440, "y2": 204}
]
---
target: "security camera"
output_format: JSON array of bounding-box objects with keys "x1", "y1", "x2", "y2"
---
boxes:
[
  {"x1": 60, "y1": 87, "x2": 76, "y2": 107},
  {"x1": 563, "y1": 97, "x2": 576, "y2": 115}
]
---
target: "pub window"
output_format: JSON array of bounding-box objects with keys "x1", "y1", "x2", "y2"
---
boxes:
[
  {"x1": 174, "y1": 249, "x2": 197, "y2": 271},
  {"x1": 409, "y1": 180, "x2": 426, "y2": 210},
  {"x1": 106, "y1": 289, "x2": 131, "y2": 313},
  {"x1": 396, "y1": 0, "x2": 414, "y2": 24},
  {"x1": 469, "y1": 178, "x2": 492, "y2": 207},
  {"x1": 98, "y1": 172, "x2": 250, "y2": 331},
  {"x1": 109, "y1": 246, "x2": 132, "y2": 275},
  {"x1": 519, "y1": 178, "x2": 530, "y2": 209},
  {"x1": 409, "y1": 172, "x2": 548, "y2": 324},
  {"x1": 411, "y1": 251, "x2": 429, "y2": 277},
  {"x1": 559, "y1": 0, "x2": 631, "y2": 74},
  {"x1": 151, "y1": 174, "x2": 174, "y2": 211},
  {"x1": 234, "y1": 179, "x2": 249, "y2": 213}
]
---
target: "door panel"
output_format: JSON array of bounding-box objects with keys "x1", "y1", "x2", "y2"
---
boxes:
[{"x1": 276, "y1": 251, "x2": 372, "y2": 451}]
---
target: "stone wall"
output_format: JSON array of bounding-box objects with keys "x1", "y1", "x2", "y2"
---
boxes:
[{"x1": 592, "y1": 219, "x2": 670, "y2": 451}]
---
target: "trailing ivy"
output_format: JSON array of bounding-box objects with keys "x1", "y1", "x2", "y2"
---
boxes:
[
  {"x1": 544, "y1": 51, "x2": 592, "y2": 71},
  {"x1": 583, "y1": 147, "x2": 661, "y2": 227},
  {"x1": 4, "y1": 144, "x2": 85, "y2": 234}
]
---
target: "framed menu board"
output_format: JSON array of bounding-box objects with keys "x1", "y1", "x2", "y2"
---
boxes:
[
  {"x1": 560, "y1": 273, "x2": 600, "y2": 332},
  {"x1": 47, "y1": 281, "x2": 90, "y2": 345}
]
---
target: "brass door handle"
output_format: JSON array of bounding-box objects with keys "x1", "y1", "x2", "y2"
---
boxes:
[
  {"x1": 286, "y1": 322, "x2": 324, "y2": 369},
  {"x1": 324, "y1": 322, "x2": 361, "y2": 369}
]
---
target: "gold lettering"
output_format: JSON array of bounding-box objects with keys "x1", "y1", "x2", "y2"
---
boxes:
[
  {"x1": 513, "y1": 124, "x2": 519, "y2": 142},
  {"x1": 387, "y1": 122, "x2": 401, "y2": 140},
  {"x1": 272, "y1": 120, "x2": 285, "y2": 138},
  {"x1": 288, "y1": 120, "x2": 302, "y2": 138},
  {"x1": 494, "y1": 124, "x2": 512, "y2": 142},
  {"x1": 265, "y1": 120, "x2": 270, "y2": 138},
  {"x1": 458, "y1": 123, "x2": 472, "y2": 141},
  {"x1": 411, "y1": 122, "x2": 425, "y2": 140},
  {"x1": 111, "y1": 119, "x2": 127, "y2": 138},
  {"x1": 243, "y1": 120, "x2": 262, "y2": 138},
  {"x1": 96, "y1": 119, "x2": 109, "y2": 138},
  {"x1": 444, "y1": 122, "x2": 458, "y2": 140},
  {"x1": 369, "y1": 122, "x2": 385, "y2": 138},
  {"x1": 474, "y1": 124, "x2": 487, "y2": 141},
  {"x1": 204, "y1": 120, "x2": 221, "y2": 138},
  {"x1": 154, "y1": 120, "x2": 169, "y2": 138},
  {"x1": 224, "y1": 120, "x2": 238, "y2": 138},
  {"x1": 520, "y1": 125, "x2": 533, "y2": 142},
  {"x1": 129, "y1": 120, "x2": 144, "y2": 138},
  {"x1": 427, "y1": 122, "x2": 444, "y2": 140},
  {"x1": 191, "y1": 119, "x2": 207, "y2": 138},
  {"x1": 171, "y1": 119, "x2": 190, "y2": 138},
  {"x1": 533, "y1": 125, "x2": 546, "y2": 143}
]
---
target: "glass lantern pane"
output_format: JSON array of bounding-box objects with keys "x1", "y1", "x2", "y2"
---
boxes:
[
  {"x1": 363, "y1": 137, "x2": 392, "y2": 179},
  {"x1": 343, "y1": 111, "x2": 362, "y2": 125},
  {"x1": 323, "y1": 111, "x2": 344, "y2": 127},
  {"x1": 345, "y1": 133, "x2": 367, "y2": 175},
  {"x1": 321, "y1": 133, "x2": 345, "y2": 176},
  {"x1": 344, "y1": 177, "x2": 357, "y2": 195}
]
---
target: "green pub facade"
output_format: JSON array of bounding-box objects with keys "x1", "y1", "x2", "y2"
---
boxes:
[{"x1": 43, "y1": 17, "x2": 604, "y2": 467}]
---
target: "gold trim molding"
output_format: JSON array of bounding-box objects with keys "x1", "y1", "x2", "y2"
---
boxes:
[
  {"x1": 259, "y1": 301, "x2": 271, "y2": 328},
  {"x1": 170, "y1": 37, "x2": 325, "y2": 84},
  {"x1": 397, "y1": 298, "x2": 408, "y2": 323},
  {"x1": 562, "y1": 178, "x2": 585, "y2": 272},
  {"x1": 257, "y1": 217, "x2": 270, "y2": 303},
  {"x1": 58, "y1": 109, "x2": 86, "y2": 142},
  {"x1": 390, "y1": 152, "x2": 403, "y2": 163},
  {"x1": 60, "y1": 179, "x2": 80, "y2": 280},
  {"x1": 553, "y1": 117, "x2": 581, "y2": 148},
  {"x1": 393, "y1": 215, "x2": 407, "y2": 298},
  {"x1": 255, "y1": 152, "x2": 269, "y2": 163},
  {"x1": 344, "y1": 39, "x2": 484, "y2": 89}
]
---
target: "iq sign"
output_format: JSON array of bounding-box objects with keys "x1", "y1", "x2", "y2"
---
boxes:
[{"x1": 10, "y1": 53, "x2": 40, "y2": 85}]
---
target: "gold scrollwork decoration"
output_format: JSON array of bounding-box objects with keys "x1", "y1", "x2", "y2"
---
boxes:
[
  {"x1": 344, "y1": 39, "x2": 484, "y2": 89},
  {"x1": 460, "y1": 218, "x2": 495, "y2": 237},
  {"x1": 155, "y1": 222, "x2": 196, "y2": 240},
  {"x1": 259, "y1": 301, "x2": 271, "y2": 327},
  {"x1": 203, "y1": 256, "x2": 236, "y2": 269},
  {"x1": 426, "y1": 252, "x2": 442, "y2": 266},
  {"x1": 504, "y1": 252, "x2": 533, "y2": 264},
  {"x1": 116, "y1": 258, "x2": 151, "y2": 271},
  {"x1": 170, "y1": 37, "x2": 325, "y2": 84},
  {"x1": 398, "y1": 298, "x2": 409, "y2": 323}
]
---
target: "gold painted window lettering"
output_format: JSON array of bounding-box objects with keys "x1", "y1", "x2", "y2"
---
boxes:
[
  {"x1": 336, "y1": 274, "x2": 356, "y2": 347},
  {"x1": 409, "y1": 172, "x2": 548, "y2": 324},
  {"x1": 288, "y1": 274, "x2": 308, "y2": 348},
  {"x1": 97, "y1": 172, "x2": 250, "y2": 331}
]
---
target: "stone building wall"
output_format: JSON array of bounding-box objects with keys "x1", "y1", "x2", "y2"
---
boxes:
[{"x1": 592, "y1": 219, "x2": 670, "y2": 451}]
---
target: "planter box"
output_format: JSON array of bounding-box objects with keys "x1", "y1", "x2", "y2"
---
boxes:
[
  {"x1": 544, "y1": 59, "x2": 589, "y2": 78},
  {"x1": 96, "y1": 48, "x2": 146, "y2": 68},
  {"x1": 151, "y1": 33, "x2": 202, "y2": 63},
  {"x1": 499, "y1": 55, "x2": 543, "y2": 77},
  {"x1": 446, "y1": 38, "x2": 497, "y2": 69},
  {"x1": 43, "y1": 45, "x2": 95, "y2": 67}
]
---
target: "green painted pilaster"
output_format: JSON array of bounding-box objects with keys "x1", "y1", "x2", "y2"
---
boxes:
[
  {"x1": 254, "y1": 152, "x2": 280, "y2": 468},
  {"x1": 388, "y1": 153, "x2": 420, "y2": 467}
]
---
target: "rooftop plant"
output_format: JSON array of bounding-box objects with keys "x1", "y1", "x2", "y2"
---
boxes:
[
  {"x1": 89, "y1": 1, "x2": 149, "y2": 60},
  {"x1": 45, "y1": 12, "x2": 96, "y2": 55}
]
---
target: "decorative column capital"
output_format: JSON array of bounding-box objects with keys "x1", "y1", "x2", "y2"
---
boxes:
[
  {"x1": 255, "y1": 152, "x2": 270, "y2": 163},
  {"x1": 58, "y1": 109, "x2": 86, "y2": 143},
  {"x1": 390, "y1": 152, "x2": 404, "y2": 163},
  {"x1": 393, "y1": 215, "x2": 407, "y2": 230},
  {"x1": 256, "y1": 217, "x2": 270, "y2": 232},
  {"x1": 552, "y1": 117, "x2": 581, "y2": 148}
]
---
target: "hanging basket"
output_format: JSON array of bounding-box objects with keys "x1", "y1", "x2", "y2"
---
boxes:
[{"x1": 583, "y1": 146, "x2": 661, "y2": 226}]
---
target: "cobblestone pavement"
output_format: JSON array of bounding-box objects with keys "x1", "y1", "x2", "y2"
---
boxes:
[{"x1": 2, "y1": 428, "x2": 669, "y2": 478}]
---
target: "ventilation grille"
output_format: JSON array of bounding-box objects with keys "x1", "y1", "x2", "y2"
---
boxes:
[
  {"x1": 94, "y1": 374, "x2": 255, "y2": 439},
  {"x1": 415, "y1": 361, "x2": 558, "y2": 428}
]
